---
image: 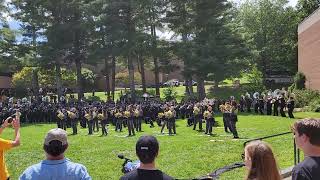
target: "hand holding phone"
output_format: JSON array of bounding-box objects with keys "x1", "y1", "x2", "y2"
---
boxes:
[{"x1": 7, "y1": 117, "x2": 13, "y2": 124}]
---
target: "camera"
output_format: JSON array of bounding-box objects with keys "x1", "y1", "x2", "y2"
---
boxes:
[{"x1": 118, "y1": 154, "x2": 140, "y2": 174}]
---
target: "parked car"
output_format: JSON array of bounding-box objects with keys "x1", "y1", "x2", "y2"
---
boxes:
[
  {"x1": 183, "y1": 80, "x2": 197, "y2": 86},
  {"x1": 163, "y1": 79, "x2": 180, "y2": 87}
]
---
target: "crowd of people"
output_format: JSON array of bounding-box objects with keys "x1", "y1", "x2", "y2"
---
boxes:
[{"x1": 0, "y1": 89, "x2": 296, "y2": 139}]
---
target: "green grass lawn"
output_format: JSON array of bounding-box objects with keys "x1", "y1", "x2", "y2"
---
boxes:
[{"x1": 2, "y1": 112, "x2": 319, "y2": 179}]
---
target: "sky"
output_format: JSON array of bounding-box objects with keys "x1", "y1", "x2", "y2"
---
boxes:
[{"x1": 4, "y1": 0, "x2": 299, "y2": 41}]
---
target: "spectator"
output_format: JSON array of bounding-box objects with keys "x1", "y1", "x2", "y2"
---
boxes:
[
  {"x1": 120, "y1": 135, "x2": 173, "y2": 180},
  {"x1": 292, "y1": 118, "x2": 320, "y2": 180},
  {"x1": 0, "y1": 115, "x2": 21, "y2": 180},
  {"x1": 19, "y1": 128, "x2": 91, "y2": 180},
  {"x1": 243, "y1": 140, "x2": 281, "y2": 180}
]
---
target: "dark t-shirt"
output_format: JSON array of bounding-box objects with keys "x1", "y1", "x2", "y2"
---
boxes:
[
  {"x1": 120, "y1": 169, "x2": 173, "y2": 180},
  {"x1": 292, "y1": 156, "x2": 320, "y2": 180}
]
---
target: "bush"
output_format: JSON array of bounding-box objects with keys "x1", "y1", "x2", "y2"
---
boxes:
[
  {"x1": 292, "y1": 89, "x2": 320, "y2": 108},
  {"x1": 244, "y1": 66, "x2": 266, "y2": 92},
  {"x1": 163, "y1": 87, "x2": 177, "y2": 101},
  {"x1": 86, "y1": 96, "x2": 101, "y2": 102},
  {"x1": 294, "y1": 72, "x2": 306, "y2": 90},
  {"x1": 308, "y1": 98, "x2": 320, "y2": 112},
  {"x1": 115, "y1": 71, "x2": 141, "y2": 87},
  {"x1": 181, "y1": 93, "x2": 198, "y2": 102}
]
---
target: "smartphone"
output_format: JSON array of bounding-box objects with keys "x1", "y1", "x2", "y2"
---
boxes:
[{"x1": 7, "y1": 117, "x2": 13, "y2": 123}]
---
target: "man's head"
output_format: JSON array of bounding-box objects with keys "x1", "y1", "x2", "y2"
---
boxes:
[
  {"x1": 292, "y1": 118, "x2": 320, "y2": 149},
  {"x1": 43, "y1": 128, "x2": 68, "y2": 157},
  {"x1": 136, "y1": 135, "x2": 159, "y2": 164}
]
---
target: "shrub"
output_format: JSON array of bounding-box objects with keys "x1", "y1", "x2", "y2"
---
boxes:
[
  {"x1": 308, "y1": 98, "x2": 320, "y2": 112},
  {"x1": 294, "y1": 72, "x2": 306, "y2": 90},
  {"x1": 292, "y1": 89, "x2": 320, "y2": 108},
  {"x1": 163, "y1": 87, "x2": 177, "y2": 101},
  {"x1": 86, "y1": 96, "x2": 101, "y2": 102}
]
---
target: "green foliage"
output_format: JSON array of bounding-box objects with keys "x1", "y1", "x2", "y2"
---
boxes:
[
  {"x1": 296, "y1": 0, "x2": 320, "y2": 20},
  {"x1": 294, "y1": 72, "x2": 306, "y2": 90},
  {"x1": 12, "y1": 67, "x2": 95, "y2": 91},
  {"x1": 308, "y1": 98, "x2": 320, "y2": 112},
  {"x1": 85, "y1": 96, "x2": 101, "y2": 102},
  {"x1": 291, "y1": 89, "x2": 320, "y2": 108},
  {"x1": 115, "y1": 71, "x2": 141, "y2": 87},
  {"x1": 81, "y1": 68, "x2": 97, "y2": 91},
  {"x1": 244, "y1": 66, "x2": 266, "y2": 92},
  {"x1": 163, "y1": 87, "x2": 177, "y2": 101},
  {"x1": 238, "y1": 0, "x2": 299, "y2": 79}
]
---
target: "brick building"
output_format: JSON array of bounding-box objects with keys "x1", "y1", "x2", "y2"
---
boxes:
[
  {"x1": 0, "y1": 72, "x2": 13, "y2": 89},
  {"x1": 298, "y1": 7, "x2": 320, "y2": 91}
]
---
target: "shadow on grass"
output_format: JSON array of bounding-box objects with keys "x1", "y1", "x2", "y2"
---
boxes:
[{"x1": 21, "y1": 123, "x2": 55, "y2": 127}]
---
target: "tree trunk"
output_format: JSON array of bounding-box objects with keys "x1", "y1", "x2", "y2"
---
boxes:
[
  {"x1": 214, "y1": 80, "x2": 219, "y2": 89},
  {"x1": 111, "y1": 56, "x2": 116, "y2": 101},
  {"x1": 104, "y1": 58, "x2": 111, "y2": 99},
  {"x1": 128, "y1": 56, "x2": 135, "y2": 101},
  {"x1": 75, "y1": 58, "x2": 84, "y2": 101},
  {"x1": 188, "y1": 77, "x2": 193, "y2": 94},
  {"x1": 55, "y1": 62, "x2": 63, "y2": 100},
  {"x1": 32, "y1": 68, "x2": 39, "y2": 98},
  {"x1": 138, "y1": 55, "x2": 147, "y2": 93},
  {"x1": 197, "y1": 76, "x2": 205, "y2": 100},
  {"x1": 151, "y1": 25, "x2": 160, "y2": 97}
]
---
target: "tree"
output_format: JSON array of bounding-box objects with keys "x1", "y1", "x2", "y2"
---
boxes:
[
  {"x1": 296, "y1": 0, "x2": 320, "y2": 20},
  {"x1": 192, "y1": 0, "x2": 248, "y2": 99},
  {"x1": 166, "y1": 0, "x2": 195, "y2": 95},
  {"x1": 238, "y1": 0, "x2": 299, "y2": 87},
  {"x1": 0, "y1": 0, "x2": 17, "y2": 67}
]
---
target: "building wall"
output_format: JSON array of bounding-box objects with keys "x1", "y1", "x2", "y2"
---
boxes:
[
  {"x1": 298, "y1": 7, "x2": 320, "y2": 91},
  {"x1": 94, "y1": 60, "x2": 184, "y2": 90},
  {"x1": 0, "y1": 76, "x2": 12, "y2": 89}
]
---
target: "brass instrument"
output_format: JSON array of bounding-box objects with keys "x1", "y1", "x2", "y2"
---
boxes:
[{"x1": 57, "y1": 111, "x2": 65, "y2": 120}]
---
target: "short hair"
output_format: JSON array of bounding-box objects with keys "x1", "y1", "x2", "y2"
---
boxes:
[
  {"x1": 43, "y1": 140, "x2": 68, "y2": 157},
  {"x1": 136, "y1": 136, "x2": 159, "y2": 164},
  {"x1": 293, "y1": 118, "x2": 320, "y2": 146}
]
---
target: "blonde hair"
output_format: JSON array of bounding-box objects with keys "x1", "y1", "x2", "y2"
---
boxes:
[{"x1": 245, "y1": 141, "x2": 281, "y2": 180}]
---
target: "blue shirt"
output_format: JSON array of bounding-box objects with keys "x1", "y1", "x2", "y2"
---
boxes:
[{"x1": 19, "y1": 158, "x2": 92, "y2": 180}]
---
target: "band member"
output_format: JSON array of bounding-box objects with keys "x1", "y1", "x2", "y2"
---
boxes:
[
  {"x1": 85, "y1": 109, "x2": 93, "y2": 135},
  {"x1": 169, "y1": 106, "x2": 176, "y2": 135},
  {"x1": 161, "y1": 106, "x2": 169, "y2": 134},
  {"x1": 92, "y1": 107, "x2": 99, "y2": 132},
  {"x1": 68, "y1": 108, "x2": 78, "y2": 135},
  {"x1": 229, "y1": 102, "x2": 239, "y2": 139},
  {"x1": 57, "y1": 109, "x2": 64, "y2": 129},
  {"x1": 134, "y1": 106, "x2": 142, "y2": 132},
  {"x1": 115, "y1": 109, "x2": 123, "y2": 132},
  {"x1": 193, "y1": 104, "x2": 202, "y2": 131},
  {"x1": 220, "y1": 103, "x2": 230, "y2": 133},
  {"x1": 98, "y1": 109, "x2": 108, "y2": 136},
  {"x1": 279, "y1": 95, "x2": 286, "y2": 117},
  {"x1": 287, "y1": 97, "x2": 295, "y2": 118},
  {"x1": 272, "y1": 97, "x2": 279, "y2": 116},
  {"x1": 258, "y1": 95, "x2": 264, "y2": 115},
  {"x1": 266, "y1": 96, "x2": 272, "y2": 115},
  {"x1": 204, "y1": 106, "x2": 214, "y2": 135},
  {"x1": 239, "y1": 95, "x2": 245, "y2": 112},
  {"x1": 125, "y1": 106, "x2": 135, "y2": 136}
]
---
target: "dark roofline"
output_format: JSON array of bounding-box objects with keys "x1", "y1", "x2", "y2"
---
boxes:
[
  {"x1": 0, "y1": 72, "x2": 14, "y2": 77},
  {"x1": 298, "y1": 6, "x2": 320, "y2": 27}
]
